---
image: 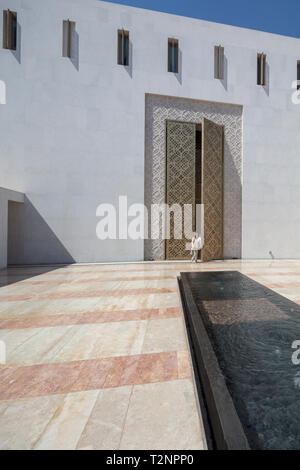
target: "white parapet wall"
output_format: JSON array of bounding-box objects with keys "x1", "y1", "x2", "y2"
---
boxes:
[{"x1": 0, "y1": 188, "x2": 24, "y2": 269}]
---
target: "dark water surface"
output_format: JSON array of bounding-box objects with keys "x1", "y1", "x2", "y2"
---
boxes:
[{"x1": 186, "y1": 271, "x2": 300, "y2": 450}]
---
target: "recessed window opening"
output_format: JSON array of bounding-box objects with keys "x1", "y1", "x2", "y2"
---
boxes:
[
  {"x1": 62, "y1": 20, "x2": 75, "y2": 58},
  {"x1": 118, "y1": 29, "x2": 129, "y2": 66},
  {"x1": 214, "y1": 45, "x2": 224, "y2": 79},
  {"x1": 257, "y1": 53, "x2": 266, "y2": 86},
  {"x1": 297, "y1": 61, "x2": 300, "y2": 90},
  {"x1": 168, "y1": 38, "x2": 178, "y2": 73},
  {"x1": 3, "y1": 9, "x2": 17, "y2": 51}
]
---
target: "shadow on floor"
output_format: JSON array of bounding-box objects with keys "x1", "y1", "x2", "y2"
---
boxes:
[{"x1": 0, "y1": 264, "x2": 71, "y2": 287}]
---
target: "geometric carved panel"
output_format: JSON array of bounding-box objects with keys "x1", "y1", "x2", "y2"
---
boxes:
[
  {"x1": 144, "y1": 94, "x2": 242, "y2": 261},
  {"x1": 201, "y1": 118, "x2": 224, "y2": 261},
  {"x1": 166, "y1": 120, "x2": 196, "y2": 260}
]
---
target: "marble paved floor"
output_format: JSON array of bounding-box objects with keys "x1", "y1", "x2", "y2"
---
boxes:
[{"x1": 0, "y1": 259, "x2": 299, "y2": 450}]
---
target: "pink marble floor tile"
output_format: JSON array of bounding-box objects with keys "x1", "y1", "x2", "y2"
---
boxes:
[
  {"x1": 149, "y1": 307, "x2": 181, "y2": 319},
  {"x1": 0, "y1": 307, "x2": 182, "y2": 329},
  {"x1": 0, "y1": 352, "x2": 181, "y2": 400},
  {"x1": 103, "y1": 356, "x2": 131, "y2": 388},
  {"x1": 131, "y1": 352, "x2": 178, "y2": 385},
  {"x1": 0, "y1": 287, "x2": 178, "y2": 302},
  {"x1": 71, "y1": 358, "x2": 112, "y2": 391},
  {"x1": 18, "y1": 275, "x2": 176, "y2": 286}
]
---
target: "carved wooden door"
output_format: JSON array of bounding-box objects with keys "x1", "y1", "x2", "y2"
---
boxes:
[
  {"x1": 166, "y1": 120, "x2": 196, "y2": 260},
  {"x1": 201, "y1": 118, "x2": 224, "y2": 261}
]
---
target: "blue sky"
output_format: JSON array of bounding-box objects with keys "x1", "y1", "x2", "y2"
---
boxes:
[{"x1": 103, "y1": 0, "x2": 300, "y2": 38}]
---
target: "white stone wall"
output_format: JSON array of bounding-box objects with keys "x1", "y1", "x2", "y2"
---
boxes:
[{"x1": 0, "y1": 0, "x2": 300, "y2": 262}]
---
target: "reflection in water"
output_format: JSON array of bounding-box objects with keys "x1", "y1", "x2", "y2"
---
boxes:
[{"x1": 187, "y1": 271, "x2": 300, "y2": 450}]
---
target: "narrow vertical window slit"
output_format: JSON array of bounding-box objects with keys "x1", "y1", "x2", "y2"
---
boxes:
[
  {"x1": 3, "y1": 9, "x2": 17, "y2": 51},
  {"x1": 118, "y1": 30, "x2": 129, "y2": 66}
]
